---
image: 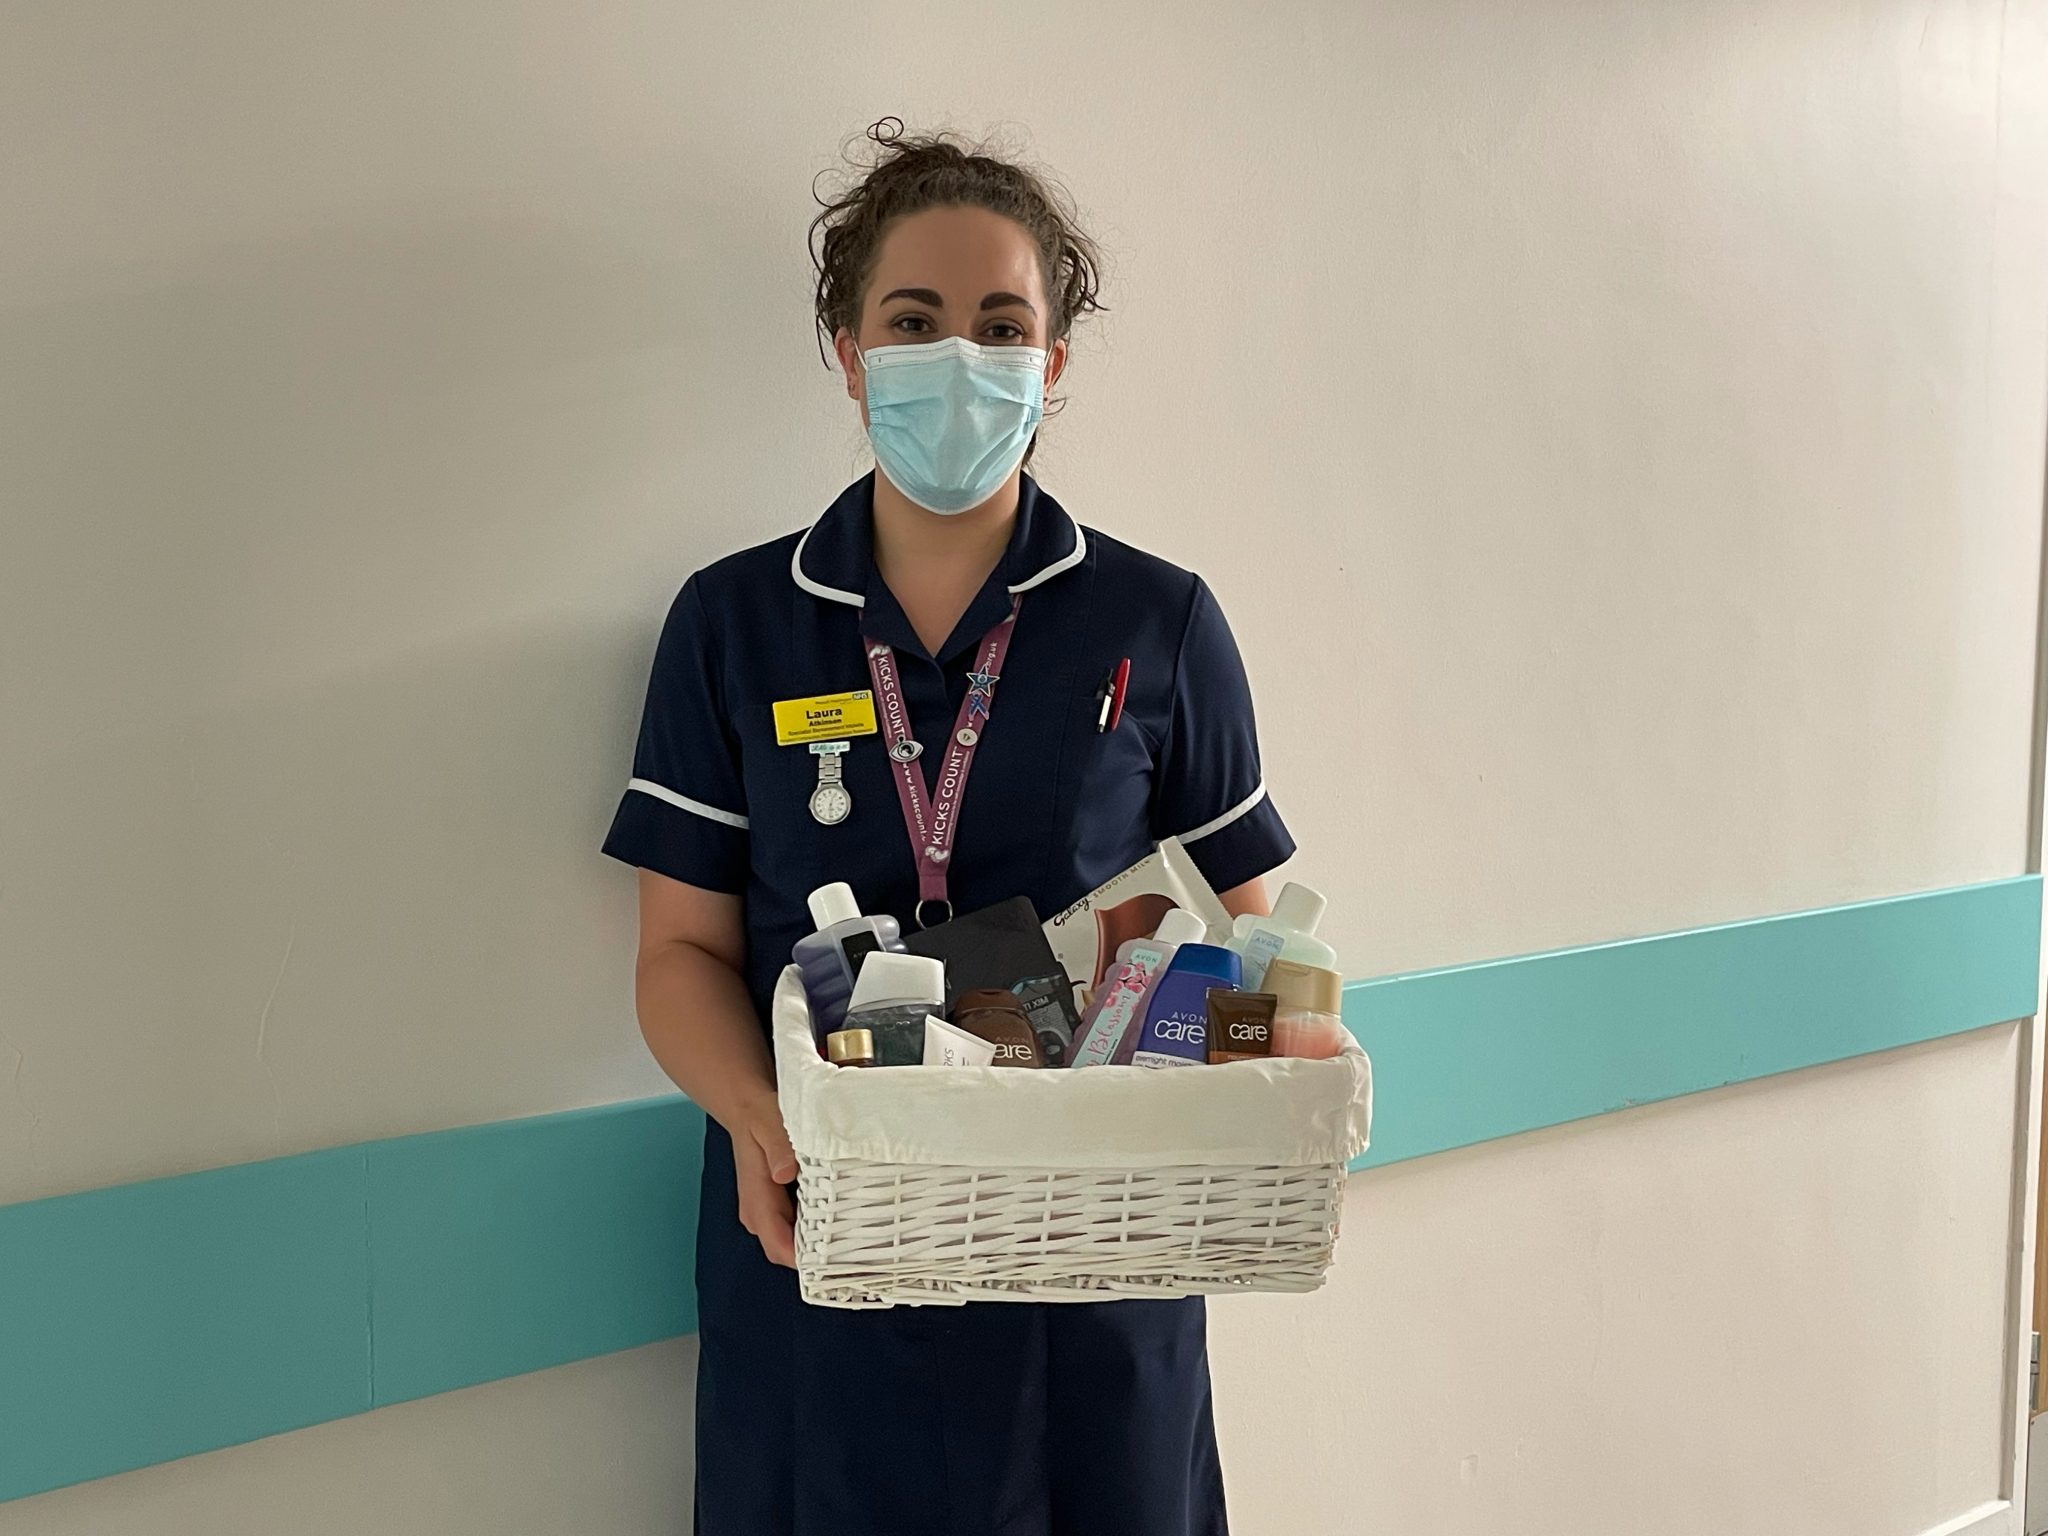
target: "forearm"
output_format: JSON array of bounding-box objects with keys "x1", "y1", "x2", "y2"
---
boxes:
[
  {"x1": 635, "y1": 939, "x2": 777, "y2": 1134},
  {"x1": 1217, "y1": 876, "x2": 1269, "y2": 920}
]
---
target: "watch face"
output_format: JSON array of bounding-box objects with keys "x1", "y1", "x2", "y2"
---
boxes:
[{"x1": 809, "y1": 783, "x2": 851, "y2": 826}]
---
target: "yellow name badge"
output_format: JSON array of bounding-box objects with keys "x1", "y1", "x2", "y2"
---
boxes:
[{"x1": 772, "y1": 690, "x2": 879, "y2": 747}]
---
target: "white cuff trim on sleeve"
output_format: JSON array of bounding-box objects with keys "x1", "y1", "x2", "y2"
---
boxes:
[
  {"x1": 628, "y1": 777, "x2": 750, "y2": 830},
  {"x1": 1174, "y1": 781, "x2": 1267, "y2": 846}
]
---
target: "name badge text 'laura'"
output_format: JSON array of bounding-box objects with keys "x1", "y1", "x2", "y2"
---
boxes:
[{"x1": 773, "y1": 691, "x2": 879, "y2": 747}]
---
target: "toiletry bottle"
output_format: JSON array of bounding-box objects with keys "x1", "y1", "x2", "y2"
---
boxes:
[
  {"x1": 924, "y1": 1015, "x2": 997, "y2": 1067},
  {"x1": 1070, "y1": 907, "x2": 1210, "y2": 1068},
  {"x1": 1225, "y1": 882, "x2": 1336, "y2": 990},
  {"x1": 792, "y1": 882, "x2": 906, "y2": 1041},
  {"x1": 1206, "y1": 990, "x2": 1277, "y2": 1063},
  {"x1": 825, "y1": 1028, "x2": 878, "y2": 1068},
  {"x1": 842, "y1": 952, "x2": 947, "y2": 1068},
  {"x1": 950, "y1": 989, "x2": 1046, "y2": 1068},
  {"x1": 1010, "y1": 974, "x2": 1081, "y2": 1067},
  {"x1": 1265, "y1": 958, "x2": 1348, "y2": 1059},
  {"x1": 1130, "y1": 944, "x2": 1243, "y2": 1069}
]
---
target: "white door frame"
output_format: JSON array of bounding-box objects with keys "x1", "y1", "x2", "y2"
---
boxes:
[{"x1": 2011, "y1": 448, "x2": 2048, "y2": 1536}]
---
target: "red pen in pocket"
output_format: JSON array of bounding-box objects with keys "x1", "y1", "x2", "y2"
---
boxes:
[{"x1": 1096, "y1": 657, "x2": 1131, "y2": 733}]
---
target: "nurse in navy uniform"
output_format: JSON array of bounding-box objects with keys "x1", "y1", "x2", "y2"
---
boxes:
[{"x1": 602, "y1": 121, "x2": 1295, "y2": 1536}]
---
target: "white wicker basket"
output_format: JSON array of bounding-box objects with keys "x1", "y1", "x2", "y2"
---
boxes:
[{"x1": 771, "y1": 965, "x2": 1372, "y2": 1309}]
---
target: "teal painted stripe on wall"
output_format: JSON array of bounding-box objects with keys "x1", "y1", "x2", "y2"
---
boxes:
[
  {"x1": 1, "y1": 875, "x2": 2038, "y2": 1504},
  {"x1": 0, "y1": 1147, "x2": 372, "y2": 1502},
  {"x1": 1343, "y1": 875, "x2": 2042, "y2": 1170},
  {"x1": 0, "y1": 1102, "x2": 705, "y2": 1505},
  {"x1": 367, "y1": 1097, "x2": 703, "y2": 1407}
]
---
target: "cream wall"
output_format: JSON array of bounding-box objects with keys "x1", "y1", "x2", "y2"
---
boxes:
[
  {"x1": 3, "y1": 0, "x2": 2044, "y2": 1533},
  {"x1": 1216, "y1": 1024, "x2": 2026, "y2": 1536}
]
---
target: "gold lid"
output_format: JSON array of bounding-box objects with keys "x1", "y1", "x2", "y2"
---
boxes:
[
  {"x1": 825, "y1": 1027, "x2": 876, "y2": 1065},
  {"x1": 1263, "y1": 958, "x2": 1343, "y2": 1017}
]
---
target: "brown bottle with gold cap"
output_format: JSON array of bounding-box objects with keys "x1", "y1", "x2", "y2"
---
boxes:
[
  {"x1": 949, "y1": 990, "x2": 1045, "y2": 1068},
  {"x1": 824, "y1": 1027, "x2": 878, "y2": 1068}
]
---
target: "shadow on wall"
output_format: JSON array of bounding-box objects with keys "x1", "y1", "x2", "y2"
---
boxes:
[{"x1": 0, "y1": 205, "x2": 813, "y2": 1204}]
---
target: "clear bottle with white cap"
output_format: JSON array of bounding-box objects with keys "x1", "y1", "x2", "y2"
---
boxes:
[
  {"x1": 842, "y1": 951, "x2": 948, "y2": 1068},
  {"x1": 1224, "y1": 881, "x2": 1337, "y2": 990},
  {"x1": 791, "y1": 882, "x2": 906, "y2": 1042}
]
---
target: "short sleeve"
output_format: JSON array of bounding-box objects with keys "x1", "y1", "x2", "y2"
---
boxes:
[
  {"x1": 600, "y1": 575, "x2": 750, "y2": 893},
  {"x1": 1151, "y1": 577, "x2": 1296, "y2": 894}
]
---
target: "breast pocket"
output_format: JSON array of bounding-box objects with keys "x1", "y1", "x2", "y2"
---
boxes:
[{"x1": 1052, "y1": 690, "x2": 1162, "y2": 885}]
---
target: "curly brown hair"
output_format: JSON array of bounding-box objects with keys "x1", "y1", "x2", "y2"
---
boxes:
[{"x1": 809, "y1": 119, "x2": 1106, "y2": 464}]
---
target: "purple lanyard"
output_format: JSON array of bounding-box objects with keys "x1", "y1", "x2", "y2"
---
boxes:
[{"x1": 863, "y1": 596, "x2": 1021, "y2": 927}]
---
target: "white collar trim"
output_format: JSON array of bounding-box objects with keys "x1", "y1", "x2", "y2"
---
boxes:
[
  {"x1": 790, "y1": 522, "x2": 1087, "y2": 607},
  {"x1": 1008, "y1": 526, "x2": 1087, "y2": 594},
  {"x1": 789, "y1": 523, "x2": 866, "y2": 607}
]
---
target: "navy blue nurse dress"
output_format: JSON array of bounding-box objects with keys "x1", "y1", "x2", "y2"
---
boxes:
[{"x1": 603, "y1": 471, "x2": 1295, "y2": 1535}]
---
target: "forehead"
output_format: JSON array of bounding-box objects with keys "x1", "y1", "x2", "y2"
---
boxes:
[{"x1": 866, "y1": 205, "x2": 1046, "y2": 304}]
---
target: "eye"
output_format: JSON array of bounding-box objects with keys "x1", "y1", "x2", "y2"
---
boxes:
[
  {"x1": 983, "y1": 320, "x2": 1027, "y2": 342},
  {"x1": 890, "y1": 313, "x2": 933, "y2": 334}
]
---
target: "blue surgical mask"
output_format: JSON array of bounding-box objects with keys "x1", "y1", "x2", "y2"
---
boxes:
[{"x1": 858, "y1": 335, "x2": 1048, "y2": 515}]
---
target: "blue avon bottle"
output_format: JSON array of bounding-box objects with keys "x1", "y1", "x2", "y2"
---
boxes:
[{"x1": 1129, "y1": 944, "x2": 1242, "y2": 1069}]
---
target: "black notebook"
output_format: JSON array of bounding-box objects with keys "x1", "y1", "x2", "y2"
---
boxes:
[{"x1": 902, "y1": 897, "x2": 1082, "y2": 1067}]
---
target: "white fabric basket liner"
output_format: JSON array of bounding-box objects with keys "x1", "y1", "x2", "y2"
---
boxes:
[{"x1": 772, "y1": 964, "x2": 1372, "y2": 1170}]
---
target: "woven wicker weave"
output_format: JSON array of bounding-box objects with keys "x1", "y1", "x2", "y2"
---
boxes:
[
  {"x1": 772, "y1": 965, "x2": 1372, "y2": 1310},
  {"x1": 795, "y1": 1158, "x2": 1347, "y2": 1309}
]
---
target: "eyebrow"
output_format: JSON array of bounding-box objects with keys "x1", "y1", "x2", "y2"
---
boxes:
[{"x1": 878, "y1": 287, "x2": 1038, "y2": 315}]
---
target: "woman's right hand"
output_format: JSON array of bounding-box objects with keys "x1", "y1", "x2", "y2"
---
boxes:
[
  {"x1": 630, "y1": 873, "x2": 801, "y2": 1268},
  {"x1": 731, "y1": 1090, "x2": 799, "y2": 1268}
]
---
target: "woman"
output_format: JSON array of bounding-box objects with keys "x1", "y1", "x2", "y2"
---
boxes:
[{"x1": 603, "y1": 122, "x2": 1294, "y2": 1535}]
